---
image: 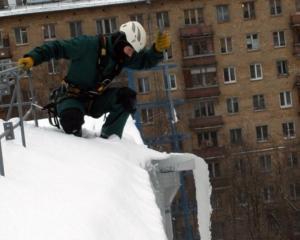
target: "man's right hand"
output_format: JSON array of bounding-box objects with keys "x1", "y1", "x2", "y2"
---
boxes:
[{"x1": 18, "y1": 57, "x2": 34, "y2": 70}]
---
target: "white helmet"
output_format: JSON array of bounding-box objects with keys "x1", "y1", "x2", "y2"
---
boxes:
[{"x1": 119, "y1": 21, "x2": 146, "y2": 53}]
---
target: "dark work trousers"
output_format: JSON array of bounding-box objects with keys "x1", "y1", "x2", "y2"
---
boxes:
[{"x1": 57, "y1": 88, "x2": 130, "y2": 138}]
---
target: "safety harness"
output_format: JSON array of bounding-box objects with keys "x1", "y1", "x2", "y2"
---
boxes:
[{"x1": 43, "y1": 34, "x2": 123, "y2": 129}]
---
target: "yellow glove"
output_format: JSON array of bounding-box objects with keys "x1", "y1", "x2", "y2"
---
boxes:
[
  {"x1": 18, "y1": 57, "x2": 34, "y2": 70},
  {"x1": 155, "y1": 31, "x2": 171, "y2": 52}
]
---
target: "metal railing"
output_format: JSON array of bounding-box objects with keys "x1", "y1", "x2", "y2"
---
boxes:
[{"x1": 0, "y1": 63, "x2": 39, "y2": 176}]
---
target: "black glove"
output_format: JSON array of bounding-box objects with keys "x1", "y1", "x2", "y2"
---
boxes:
[{"x1": 117, "y1": 87, "x2": 137, "y2": 114}]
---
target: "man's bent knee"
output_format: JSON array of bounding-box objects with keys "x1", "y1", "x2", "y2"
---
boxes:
[
  {"x1": 117, "y1": 87, "x2": 137, "y2": 114},
  {"x1": 59, "y1": 108, "x2": 84, "y2": 136}
]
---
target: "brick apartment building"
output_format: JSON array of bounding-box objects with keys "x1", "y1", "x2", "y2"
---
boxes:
[{"x1": 1, "y1": 0, "x2": 300, "y2": 239}]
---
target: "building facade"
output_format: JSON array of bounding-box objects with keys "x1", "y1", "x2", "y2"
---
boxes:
[{"x1": 1, "y1": 0, "x2": 300, "y2": 239}]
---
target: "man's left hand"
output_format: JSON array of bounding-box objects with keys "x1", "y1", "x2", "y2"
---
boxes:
[{"x1": 155, "y1": 31, "x2": 171, "y2": 52}]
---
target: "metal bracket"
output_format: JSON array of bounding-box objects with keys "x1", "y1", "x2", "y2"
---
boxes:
[{"x1": 3, "y1": 122, "x2": 14, "y2": 140}]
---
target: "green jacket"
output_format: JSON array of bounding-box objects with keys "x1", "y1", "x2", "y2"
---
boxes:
[{"x1": 26, "y1": 35, "x2": 163, "y2": 90}]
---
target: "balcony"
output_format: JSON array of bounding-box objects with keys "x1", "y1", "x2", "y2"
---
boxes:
[
  {"x1": 193, "y1": 146, "x2": 225, "y2": 159},
  {"x1": 182, "y1": 55, "x2": 216, "y2": 68},
  {"x1": 189, "y1": 116, "x2": 224, "y2": 129},
  {"x1": 291, "y1": 14, "x2": 300, "y2": 27},
  {"x1": 179, "y1": 24, "x2": 213, "y2": 38},
  {"x1": 185, "y1": 86, "x2": 220, "y2": 99}
]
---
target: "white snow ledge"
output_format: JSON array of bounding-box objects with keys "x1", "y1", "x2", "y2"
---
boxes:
[{"x1": 0, "y1": 0, "x2": 145, "y2": 17}]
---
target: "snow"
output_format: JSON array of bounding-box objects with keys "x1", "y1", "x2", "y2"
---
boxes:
[
  {"x1": 0, "y1": 116, "x2": 211, "y2": 240},
  {"x1": 0, "y1": 0, "x2": 145, "y2": 17}
]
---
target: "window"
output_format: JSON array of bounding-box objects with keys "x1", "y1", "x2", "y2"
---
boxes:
[
  {"x1": 185, "y1": 39, "x2": 210, "y2": 56},
  {"x1": 191, "y1": 66, "x2": 217, "y2": 87},
  {"x1": 227, "y1": 97, "x2": 239, "y2": 113},
  {"x1": 197, "y1": 131, "x2": 218, "y2": 147},
  {"x1": 96, "y1": 18, "x2": 117, "y2": 35},
  {"x1": 235, "y1": 158, "x2": 246, "y2": 173},
  {"x1": 48, "y1": 59, "x2": 59, "y2": 75},
  {"x1": 243, "y1": 1, "x2": 256, "y2": 20},
  {"x1": 290, "y1": 183, "x2": 300, "y2": 199},
  {"x1": 220, "y1": 37, "x2": 232, "y2": 53},
  {"x1": 246, "y1": 33, "x2": 259, "y2": 50},
  {"x1": 277, "y1": 60, "x2": 288, "y2": 75},
  {"x1": 156, "y1": 11, "x2": 170, "y2": 28},
  {"x1": 280, "y1": 91, "x2": 292, "y2": 108},
  {"x1": 224, "y1": 67, "x2": 236, "y2": 83},
  {"x1": 291, "y1": 184, "x2": 300, "y2": 203},
  {"x1": 211, "y1": 192, "x2": 222, "y2": 210},
  {"x1": 288, "y1": 152, "x2": 298, "y2": 168},
  {"x1": 129, "y1": 14, "x2": 144, "y2": 26},
  {"x1": 273, "y1": 31, "x2": 285, "y2": 47},
  {"x1": 250, "y1": 63, "x2": 263, "y2": 80},
  {"x1": 165, "y1": 74, "x2": 177, "y2": 90},
  {"x1": 282, "y1": 122, "x2": 296, "y2": 139},
  {"x1": 208, "y1": 161, "x2": 221, "y2": 178},
  {"x1": 270, "y1": 0, "x2": 282, "y2": 15},
  {"x1": 230, "y1": 128, "x2": 242, "y2": 144},
  {"x1": 212, "y1": 222, "x2": 224, "y2": 240},
  {"x1": 237, "y1": 192, "x2": 248, "y2": 206},
  {"x1": 141, "y1": 108, "x2": 154, "y2": 124},
  {"x1": 194, "y1": 101, "x2": 215, "y2": 117},
  {"x1": 14, "y1": 27, "x2": 28, "y2": 45},
  {"x1": 70, "y1": 21, "x2": 82, "y2": 38},
  {"x1": 256, "y1": 125, "x2": 268, "y2": 142},
  {"x1": 216, "y1": 5, "x2": 230, "y2": 23},
  {"x1": 253, "y1": 94, "x2": 266, "y2": 111},
  {"x1": 184, "y1": 8, "x2": 204, "y2": 25},
  {"x1": 259, "y1": 154, "x2": 272, "y2": 172},
  {"x1": 137, "y1": 77, "x2": 150, "y2": 93},
  {"x1": 263, "y1": 186, "x2": 274, "y2": 203},
  {"x1": 43, "y1": 24, "x2": 56, "y2": 41}
]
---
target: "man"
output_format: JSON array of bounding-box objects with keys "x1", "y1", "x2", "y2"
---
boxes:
[{"x1": 18, "y1": 21, "x2": 170, "y2": 139}]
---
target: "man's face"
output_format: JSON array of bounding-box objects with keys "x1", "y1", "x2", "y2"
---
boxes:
[{"x1": 123, "y1": 46, "x2": 135, "y2": 58}]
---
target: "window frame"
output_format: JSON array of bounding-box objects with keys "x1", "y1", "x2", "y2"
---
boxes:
[
  {"x1": 243, "y1": 1, "x2": 256, "y2": 20},
  {"x1": 43, "y1": 23, "x2": 56, "y2": 41},
  {"x1": 141, "y1": 108, "x2": 154, "y2": 124},
  {"x1": 269, "y1": 0, "x2": 282, "y2": 16},
  {"x1": 69, "y1": 21, "x2": 83, "y2": 38},
  {"x1": 250, "y1": 63, "x2": 263, "y2": 80},
  {"x1": 156, "y1": 11, "x2": 170, "y2": 28},
  {"x1": 96, "y1": 17, "x2": 117, "y2": 35},
  {"x1": 253, "y1": 94, "x2": 266, "y2": 111},
  {"x1": 137, "y1": 77, "x2": 150, "y2": 94},
  {"x1": 276, "y1": 59, "x2": 288, "y2": 76},
  {"x1": 184, "y1": 8, "x2": 204, "y2": 25},
  {"x1": 216, "y1": 4, "x2": 230, "y2": 23},
  {"x1": 280, "y1": 91, "x2": 293, "y2": 108},
  {"x1": 223, "y1": 66, "x2": 236, "y2": 83},
  {"x1": 246, "y1": 33, "x2": 259, "y2": 51},
  {"x1": 230, "y1": 128, "x2": 243, "y2": 144},
  {"x1": 220, "y1": 36, "x2": 233, "y2": 54},
  {"x1": 273, "y1": 31, "x2": 286, "y2": 48},
  {"x1": 226, "y1": 97, "x2": 239, "y2": 114},
  {"x1": 14, "y1": 27, "x2": 28, "y2": 45},
  {"x1": 256, "y1": 125, "x2": 268, "y2": 142},
  {"x1": 282, "y1": 121, "x2": 296, "y2": 139}
]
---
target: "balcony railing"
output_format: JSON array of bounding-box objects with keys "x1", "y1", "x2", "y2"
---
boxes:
[
  {"x1": 193, "y1": 146, "x2": 225, "y2": 159},
  {"x1": 179, "y1": 24, "x2": 213, "y2": 38},
  {"x1": 185, "y1": 86, "x2": 220, "y2": 99},
  {"x1": 182, "y1": 54, "x2": 216, "y2": 67},
  {"x1": 189, "y1": 115, "x2": 224, "y2": 129},
  {"x1": 291, "y1": 14, "x2": 300, "y2": 27}
]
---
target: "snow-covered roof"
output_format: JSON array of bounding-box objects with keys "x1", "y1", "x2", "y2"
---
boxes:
[
  {"x1": 0, "y1": 0, "x2": 146, "y2": 17},
  {"x1": 0, "y1": 116, "x2": 212, "y2": 240}
]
